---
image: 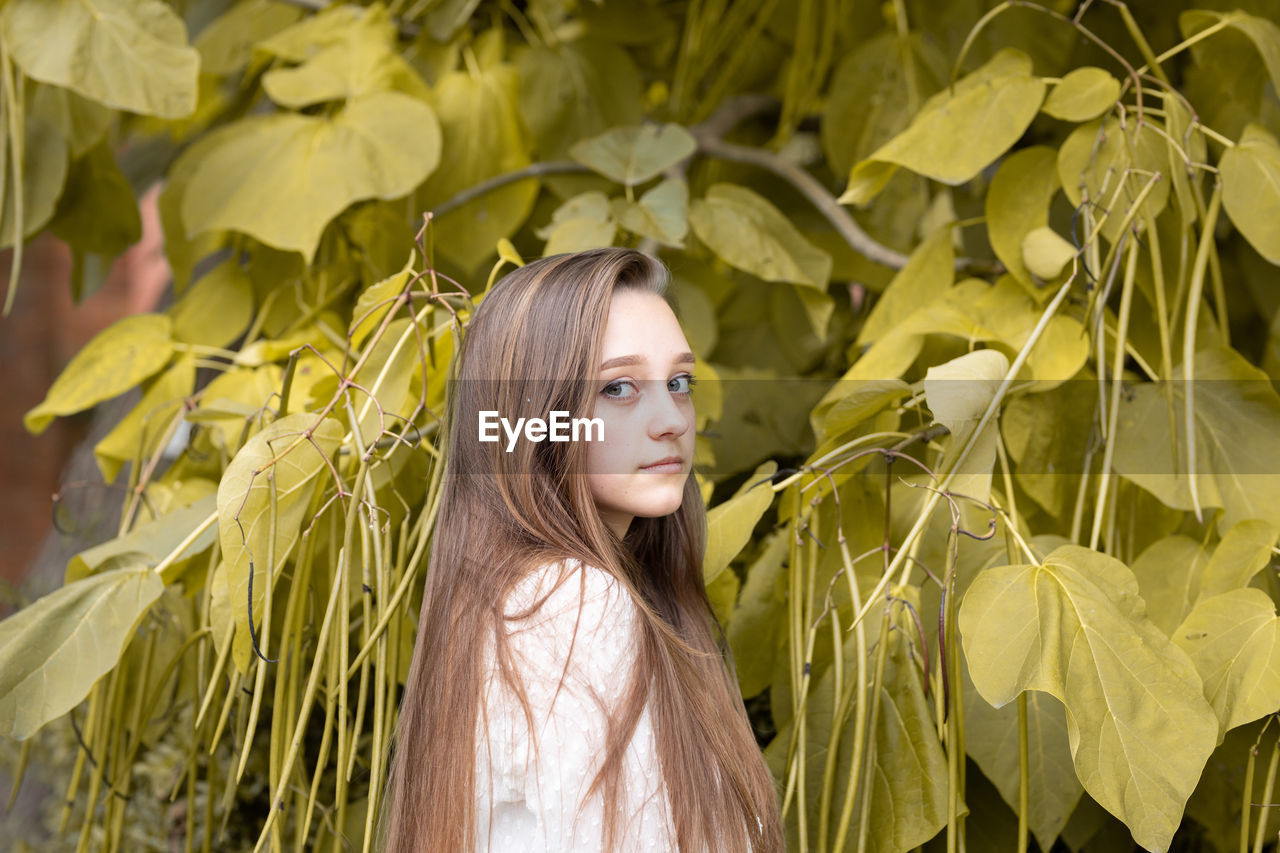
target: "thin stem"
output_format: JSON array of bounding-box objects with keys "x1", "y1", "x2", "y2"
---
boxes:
[
  {"x1": 1, "y1": 42, "x2": 24, "y2": 317},
  {"x1": 831, "y1": 536, "x2": 870, "y2": 852},
  {"x1": 1253, "y1": 735, "x2": 1280, "y2": 853},
  {"x1": 1182, "y1": 181, "x2": 1223, "y2": 524},
  {"x1": 1242, "y1": 743, "x2": 1258, "y2": 853},
  {"x1": 1103, "y1": 0, "x2": 1172, "y2": 86},
  {"x1": 850, "y1": 270, "x2": 1078, "y2": 636},
  {"x1": 855, "y1": 608, "x2": 892, "y2": 853},
  {"x1": 1017, "y1": 693, "x2": 1030, "y2": 851},
  {"x1": 1137, "y1": 16, "x2": 1231, "y2": 78},
  {"x1": 1090, "y1": 237, "x2": 1139, "y2": 552},
  {"x1": 251, "y1": 464, "x2": 369, "y2": 853}
]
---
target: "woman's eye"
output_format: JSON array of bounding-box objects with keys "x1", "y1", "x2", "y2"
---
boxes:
[
  {"x1": 668, "y1": 374, "x2": 696, "y2": 395},
  {"x1": 601, "y1": 380, "x2": 638, "y2": 400}
]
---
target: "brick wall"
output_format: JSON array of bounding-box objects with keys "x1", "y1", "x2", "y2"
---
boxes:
[{"x1": 0, "y1": 185, "x2": 169, "y2": 587}]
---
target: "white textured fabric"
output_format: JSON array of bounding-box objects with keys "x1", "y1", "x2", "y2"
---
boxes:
[{"x1": 474, "y1": 559, "x2": 678, "y2": 852}]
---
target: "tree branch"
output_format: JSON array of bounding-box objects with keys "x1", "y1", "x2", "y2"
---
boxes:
[
  {"x1": 430, "y1": 161, "x2": 592, "y2": 218},
  {"x1": 428, "y1": 93, "x2": 1000, "y2": 275},
  {"x1": 695, "y1": 136, "x2": 911, "y2": 271}
]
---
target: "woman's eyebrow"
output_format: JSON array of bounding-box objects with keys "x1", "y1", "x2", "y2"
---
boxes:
[{"x1": 600, "y1": 352, "x2": 696, "y2": 370}]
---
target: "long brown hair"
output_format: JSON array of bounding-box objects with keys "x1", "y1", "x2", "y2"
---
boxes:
[{"x1": 377, "y1": 247, "x2": 784, "y2": 852}]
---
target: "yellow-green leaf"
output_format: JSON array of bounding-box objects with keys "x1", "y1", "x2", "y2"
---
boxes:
[
  {"x1": 1180, "y1": 10, "x2": 1280, "y2": 101},
  {"x1": 194, "y1": 0, "x2": 302, "y2": 75},
  {"x1": 536, "y1": 191, "x2": 611, "y2": 236},
  {"x1": 181, "y1": 92, "x2": 441, "y2": 262},
  {"x1": 542, "y1": 218, "x2": 616, "y2": 257},
  {"x1": 67, "y1": 494, "x2": 216, "y2": 584},
  {"x1": 611, "y1": 177, "x2": 688, "y2": 246},
  {"x1": 1221, "y1": 124, "x2": 1280, "y2": 265},
  {"x1": 1041, "y1": 67, "x2": 1120, "y2": 122},
  {"x1": 48, "y1": 140, "x2": 142, "y2": 257},
  {"x1": 843, "y1": 275, "x2": 1086, "y2": 401},
  {"x1": 159, "y1": 122, "x2": 236, "y2": 289},
  {"x1": 839, "y1": 48, "x2": 1046, "y2": 205},
  {"x1": 1163, "y1": 95, "x2": 1207, "y2": 230},
  {"x1": 496, "y1": 238, "x2": 524, "y2": 268},
  {"x1": 704, "y1": 461, "x2": 778, "y2": 583},
  {"x1": 1057, "y1": 115, "x2": 1171, "y2": 245},
  {"x1": 1113, "y1": 347, "x2": 1280, "y2": 533},
  {"x1": 856, "y1": 594, "x2": 952, "y2": 852},
  {"x1": 1131, "y1": 535, "x2": 1213, "y2": 637},
  {"x1": 568, "y1": 123, "x2": 696, "y2": 186},
  {"x1": 666, "y1": 277, "x2": 716, "y2": 360},
  {"x1": 209, "y1": 558, "x2": 235, "y2": 668},
  {"x1": 30, "y1": 81, "x2": 112, "y2": 157},
  {"x1": 855, "y1": 226, "x2": 954, "y2": 346},
  {"x1": 170, "y1": 259, "x2": 254, "y2": 348},
  {"x1": 705, "y1": 568, "x2": 740, "y2": 631},
  {"x1": 0, "y1": 558, "x2": 163, "y2": 739},
  {"x1": 253, "y1": 4, "x2": 361, "y2": 62},
  {"x1": 819, "y1": 379, "x2": 912, "y2": 443},
  {"x1": 821, "y1": 32, "x2": 948, "y2": 179},
  {"x1": 924, "y1": 348, "x2": 1009, "y2": 503},
  {"x1": 190, "y1": 364, "x2": 282, "y2": 453},
  {"x1": 963, "y1": 665, "x2": 1082, "y2": 852},
  {"x1": 959, "y1": 544, "x2": 1219, "y2": 852},
  {"x1": 1000, "y1": 374, "x2": 1096, "y2": 519},
  {"x1": 1175, "y1": 588, "x2": 1280, "y2": 735},
  {"x1": 515, "y1": 37, "x2": 643, "y2": 157},
  {"x1": 421, "y1": 0, "x2": 482, "y2": 41},
  {"x1": 259, "y1": 5, "x2": 428, "y2": 109},
  {"x1": 766, "y1": 587, "x2": 949, "y2": 852},
  {"x1": 350, "y1": 315, "x2": 424, "y2": 445},
  {"x1": 94, "y1": 353, "x2": 195, "y2": 483},
  {"x1": 537, "y1": 191, "x2": 616, "y2": 256},
  {"x1": 417, "y1": 60, "x2": 537, "y2": 272},
  {"x1": 350, "y1": 268, "x2": 412, "y2": 351},
  {"x1": 689, "y1": 184, "x2": 832, "y2": 288},
  {"x1": 1197, "y1": 519, "x2": 1280, "y2": 604},
  {"x1": 25, "y1": 314, "x2": 173, "y2": 435},
  {"x1": 0, "y1": 115, "x2": 69, "y2": 250},
  {"x1": 1, "y1": 0, "x2": 198, "y2": 118},
  {"x1": 1021, "y1": 226, "x2": 1077, "y2": 280},
  {"x1": 217, "y1": 412, "x2": 343, "y2": 673},
  {"x1": 727, "y1": 532, "x2": 788, "y2": 697},
  {"x1": 986, "y1": 146, "x2": 1061, "y2": 291},
  {"x1": 259, "y1": 46, "x2": 354, "y2": 109}
]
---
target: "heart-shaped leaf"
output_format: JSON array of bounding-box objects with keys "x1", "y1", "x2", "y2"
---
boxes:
[
  {"x1": 0, "y1": 559, "x2": 164, "y2": 739},
  {"x1": 181, "y1": 93, "x2": 441, "y2": 262},
  {"x1": 569, "y1": 123, "x2": 696, "y2": 186},
  {"x1": 2, "y1": 0, "x2": 198, "y2": 118},
  {"x1": 690, "y1": 184, "x2": 832, "y2": 288},
  {"x1": 961, "y1": 544, "x2": 1219, "y2": 851},
  {"x1": 840, "y1": 48, "x2": 1046, "y2": 205}
]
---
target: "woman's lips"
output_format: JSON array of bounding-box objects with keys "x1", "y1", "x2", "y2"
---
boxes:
[{"x1": 640, "y1": 457, "x2": 683, "y2": 473}]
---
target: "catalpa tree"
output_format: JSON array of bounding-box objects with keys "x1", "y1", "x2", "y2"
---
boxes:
[{"x1": 2, "y1": 1, "x2": 1280, "y2": 851}]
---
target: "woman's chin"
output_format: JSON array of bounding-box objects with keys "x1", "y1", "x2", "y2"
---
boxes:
[{"x1": 630, "y1": 487, "x2": 686, "y2": 519}]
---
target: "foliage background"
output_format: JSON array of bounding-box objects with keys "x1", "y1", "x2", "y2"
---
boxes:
[{"x1": 2, "y1": 0, "x2": 1280, "y2": 850}]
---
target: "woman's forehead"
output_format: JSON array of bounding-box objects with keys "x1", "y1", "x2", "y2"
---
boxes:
[{"x1": 600, "y1": 291, "x2": 691, "y2": 366}]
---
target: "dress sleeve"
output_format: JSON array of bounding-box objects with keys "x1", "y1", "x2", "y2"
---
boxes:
[{"x1": 474, "y1": 560, "x2": 656, "y2": 852}]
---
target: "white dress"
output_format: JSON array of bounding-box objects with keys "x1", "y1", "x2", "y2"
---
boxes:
[{"x1": 474, "y1": 559, "x2": 679, "y2": 852}]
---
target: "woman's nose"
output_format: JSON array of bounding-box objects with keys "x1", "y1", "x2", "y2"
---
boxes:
[{"x1": 647, "y1": 381, "x2": 691, "y2": 439}]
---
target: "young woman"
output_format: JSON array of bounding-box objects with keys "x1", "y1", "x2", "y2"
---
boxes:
[{"x1": 377, "y1": 248, "x2": 784, "y2": 852}]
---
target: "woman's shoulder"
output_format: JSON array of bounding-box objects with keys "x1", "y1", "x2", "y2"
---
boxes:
[
  {"x1": 500, "y1": 559, "x2": 639, "y2": 679},
  {"x1": 504, "y1": 557, "x2": 626, "y2": 624}
]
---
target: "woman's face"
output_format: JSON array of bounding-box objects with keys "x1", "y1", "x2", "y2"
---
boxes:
[{"x1": 586, "y1": 289, "x2": 697, "y2": 539}]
